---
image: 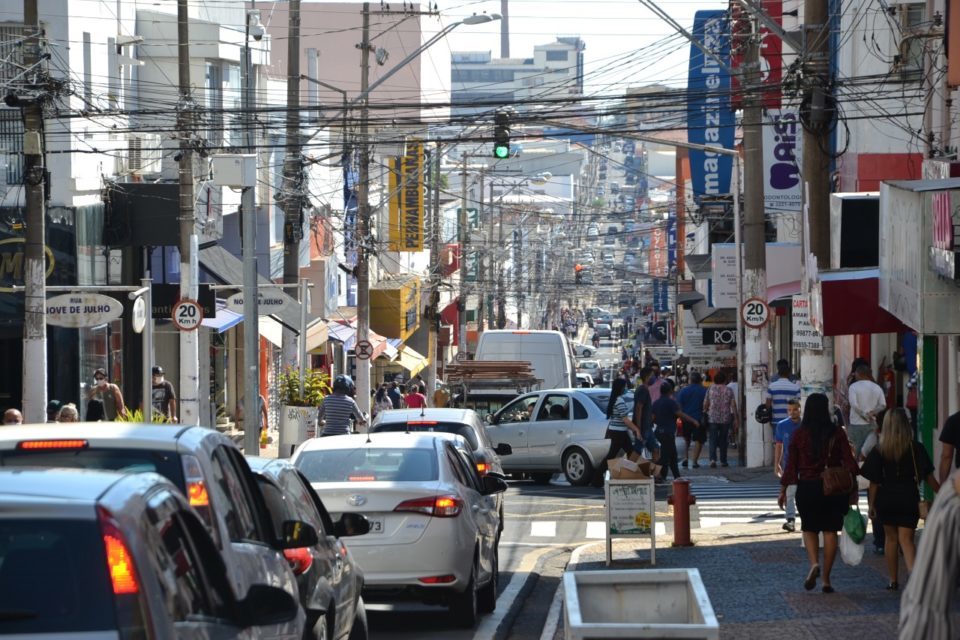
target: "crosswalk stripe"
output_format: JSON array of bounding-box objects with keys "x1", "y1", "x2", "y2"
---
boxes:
[
  {"x1": 530, "y1": 521, "x2": 557, "y2": 537},
  {"x1": 585, "y1": 521, "x2": 606, "y2": 539}
]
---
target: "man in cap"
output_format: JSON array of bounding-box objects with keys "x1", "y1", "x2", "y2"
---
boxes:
[
  {"x1": 151, "y1": 366, "x2": 178, "y2": 422},
  {"x1": 86, "y1": 368, "x2": 127, "y2": 420},
  {"x1": 46, "y1": 400, "x2": 62, "y2": 423}
]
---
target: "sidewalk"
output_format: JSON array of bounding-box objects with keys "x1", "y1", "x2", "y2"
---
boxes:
[{"x1": 547, "y1": 511, "x2": 960, "y2": 640}]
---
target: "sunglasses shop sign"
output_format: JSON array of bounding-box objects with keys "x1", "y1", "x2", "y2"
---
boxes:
[{"x1": 45, "y1": 293, "x2": 124, "y2": 328}]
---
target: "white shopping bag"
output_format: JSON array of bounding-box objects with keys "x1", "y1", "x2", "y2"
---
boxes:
[{"x1": 839, "y1": 528, "x2": 865, "y2": 566}]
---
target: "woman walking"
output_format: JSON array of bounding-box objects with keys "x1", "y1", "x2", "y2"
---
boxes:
[
  {"x1": 373, "y1": 384, "x2": 393, "y2": 417},
  {"x1": 702, "y1": 371, "x2": 737, "y2": 468},
  {"x1": 860, "y1": 408, "x2": 940, "y2": 590},
  {"x1": 596, "y1": 378, "x2": 641, "y2": 483},
  {"x1": 779, "y1": 393, "x2": 859, "y2": 593}
]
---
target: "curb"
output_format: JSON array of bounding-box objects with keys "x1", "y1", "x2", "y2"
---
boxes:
[{"x1": 537, "y1": 541, "x2": 604, "y2": 640}]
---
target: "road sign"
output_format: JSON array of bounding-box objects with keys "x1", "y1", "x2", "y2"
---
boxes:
[
  {"x1": 132, "y1": 297, "x2": 147, "y2": 334},
  {"x1": 226, "y1": 291, "x2": 291, "y2": 315},
  {"x1": 355, "y1": 340, "x2": 373, "y2": 360},
  {"x1": 172, "y1": 299, "x2": 204, "y2": 332},
  {"x1": 741, "y1": 297, "x2": 770, "y2": 329},
  {"x1": 46, "y1": 293, "x2": 124, "y2": 328}
]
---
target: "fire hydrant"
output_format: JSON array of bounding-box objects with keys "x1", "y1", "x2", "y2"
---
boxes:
[{"x1": 667, "y1": 477, "x2": 696, "y2": 547}]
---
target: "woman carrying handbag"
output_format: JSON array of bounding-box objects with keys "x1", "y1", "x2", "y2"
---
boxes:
[{"x1": 860, "y1": 408, "x2": 940, "y2": 591}]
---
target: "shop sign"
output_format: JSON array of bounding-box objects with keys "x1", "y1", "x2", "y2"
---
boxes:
[
  {"x1": 152, "y1": 284, "x2": 215, "y2": 319},
  {"x1": 387, "y1": 142, "x2": 424, "y2": 252},
  {"x1": 701, "y1": 327, "x2": 737, "y2": 345},
  {"x1": 791, "y1": 294, "x2": 822, "y2": 350},
  {"x1": 226, "y1": 291, "x2": 290, "y2": 315},
  {"x1": 0, "y1": 238, "x2": 55, "y2": 292},
  {"x1": 46, "y1": 293, "x2": 123, "y2": 328}
]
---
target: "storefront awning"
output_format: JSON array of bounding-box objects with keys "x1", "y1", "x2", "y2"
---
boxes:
[
  {"x1": 258, "y1": 317, "x2": 283, "y2": 347},
  {"x1": 685, "y1": 254, "x2": 713, "y2": 279},
  {"x1": 201, "y1": 301, "x2": 243, "y2": 333},
  {"x1": 306, "y1": 320, "x2": 329, "y2": 354},
  {"x1": 677, "y1": 291, "x2": 705, "y2": 309},
  {"x1": 819, "y1": 269, "x2": 911, "y2": 336},
  {"x1": 395, "y1": 346, "x2": 428, "y2": 376}
]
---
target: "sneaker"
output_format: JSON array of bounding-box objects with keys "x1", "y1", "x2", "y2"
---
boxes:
[
  {"x1": 783, "y1": 520, "x2": 796, "y2": 532},
  {"x1": 681, "y1": 459, "x2": 689, "y2": 468},
  {"x1": 709, "y1": 461, "x2": 717, "y2": 468}
]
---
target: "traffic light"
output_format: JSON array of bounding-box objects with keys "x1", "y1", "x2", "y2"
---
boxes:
[
  {"x1": 493, "y1": 111, "x2": 510, "y2": 159},
  {"x1": 575, "y1": 263, "x2": 583, "y2": 284}
]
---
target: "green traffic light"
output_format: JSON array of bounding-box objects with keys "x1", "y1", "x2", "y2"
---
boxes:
[{"x1": 493, "y1": 145, "x2": 509, "y2": 159}]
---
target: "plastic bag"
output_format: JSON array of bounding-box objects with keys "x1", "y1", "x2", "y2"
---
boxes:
[
  {"x1": 839, "y1": 528, "x2": 864, "y2": 566},
  {"x1": 843, "y1": 506, "x2": 867, "y2": 544}
]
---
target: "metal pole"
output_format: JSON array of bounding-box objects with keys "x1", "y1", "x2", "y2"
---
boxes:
[
  {"x1": 281, "y1": 0, "x2": 302, "y2": 372},
  {"x1": 21, "y1": 0, "x2": 47, "y2": 423},
  {"x1": 459, "y1": 154, "x2": 469, "y2": 355},
  {"x1": 298, "y1": 277, "x2": 308, "y2": 397},
  {"x1": 733, "y1": 157, "x2": 746, "y2": 465},
  {"x1": 488, "y1": 180, "x2": 496, "y2": 329},
  {"x1": 177, "y1": 0, "x2": 199, "y2": 425},
  {"x1": 142, "y1": 276, "x2": 153, "y2": 422},
  {"x1": 424, "y1": 143, "x2": 441, "y2": 394},
  {"x1": 355, "y1": 2, "x2": 372, "y2": 414},
  {"x1": 242, "y1": 13, "x2": 261, "y2": 454}
]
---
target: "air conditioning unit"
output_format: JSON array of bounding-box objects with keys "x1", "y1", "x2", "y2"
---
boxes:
[{"x1": 124, "y1": 133, "x2": 162, "y2": 175}]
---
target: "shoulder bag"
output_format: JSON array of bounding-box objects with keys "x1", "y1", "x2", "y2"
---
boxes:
[
  {"x1": 821, "y1": 435, "x2": 856, "y2": 496},
  {"x1": 910, "y1": 443, "x2": 932, "y2": 520}
]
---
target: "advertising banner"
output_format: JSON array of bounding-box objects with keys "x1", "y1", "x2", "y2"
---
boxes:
[
  {"x1": 730, "y1": 0, "x2": 782, "y2": 109},
  {"x1": 653, "y1": 278, "x2": 670, "y2": 312},
  {"x1": 649, "y1": 227, "x2": 668, "y2": 277},
  {"x1": 763, "y1": 110, "x2": 802, "y2": 212},
  {"x1": 792, "y1": 294, "x2": 823, "y2": 350},
  {"x1": 687, "y1": 10, "x2": 735, "y2": 202},
  {"x1": 388, "y1": 142, "x2": 424, "y2": 252}
]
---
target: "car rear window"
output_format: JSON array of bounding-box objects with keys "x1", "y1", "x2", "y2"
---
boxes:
[
  {"x1": 0, "y1": 519, "x2": 115, "y2": 633},
  {"x1": 0, "y1": 448, "x2": 185, "y2": 489},
  {"x1": 370, "y1": 421, "x2": 480, "y2": 451},
  {"x1": 296, "y1": 447, "x2": 438, "y2": 483}
]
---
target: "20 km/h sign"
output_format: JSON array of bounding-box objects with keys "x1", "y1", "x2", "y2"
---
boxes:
[
  {"x1": 741, "y1": 297, "x2": 770, "y2": 329},
  {"x1": 172, "y1": 299, "x2": 204, "y2": 332}
]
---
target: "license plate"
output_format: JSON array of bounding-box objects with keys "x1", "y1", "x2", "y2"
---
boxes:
[{"x1": 366, "y1": 518, "x2": 384, "y2": 535}]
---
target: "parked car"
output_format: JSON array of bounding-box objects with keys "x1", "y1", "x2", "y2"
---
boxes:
[
  {"x1": 0, "y1": 423, "x2": 312, "y2": 639},
  {"x1": 571, "y1": 341, "x2": 595, "y2": 358},
  {"x1": 0, "y1": 467, "x2": 300, "y2": 638},
  {"x1": 485, "y1": 389, "x2": 612, "y2": 485},
  {"x1": 577, "y1": 359, "x2": 604, "y2": 383},
  {"x1": 249, "y1": 457, "x2": 370, "y2": 640},
  {"x1": 576, "y1": 373, "x2": 595, "y2": 388},
  {"x1": 594, "y1": 322, "x2": 612, "y2": 338},
  {"x1": 586, "y1": 224, "x2": 600, "y2": 237},
  {"x1": 293, "y1": 433, "x2": 508, "y2": 628},
  {"x1": 600, "y1": 273, "x2": 615, "y2": 286}
]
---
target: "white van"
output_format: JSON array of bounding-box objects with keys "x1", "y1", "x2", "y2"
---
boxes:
[{"x1": 474, "y1": 330, "x2": 577, "y2": 390}]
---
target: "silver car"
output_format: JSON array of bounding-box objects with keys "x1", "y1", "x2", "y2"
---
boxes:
[
  {"x1": 0, "y1": 467, "x2": 299, "y2": 638},
  {"x1": 485, "y1": 388, "x2": 612, "y2": 486}
]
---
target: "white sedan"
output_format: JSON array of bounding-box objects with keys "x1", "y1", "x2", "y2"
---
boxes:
[
  {"x1": 571, "y1": 341, "x2": 596, "y2": 358},
  {"x1": 292, "y1": 432, "x2": 507, "y2": 628}
]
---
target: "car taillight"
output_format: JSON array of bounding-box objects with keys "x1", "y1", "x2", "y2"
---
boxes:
[
  {"x1": 283, "y1": 547, "x2": 313, "y2": 575},
  {"x1": 418, "y1": 575, "x2": 456, "y2": 584},
  {"x1": 476, "y1": 462, "x2": 491, "y2": 475},
  {"x1": 17, "y1": 439, "x2": 88, "y2": 450},
  {"x1": 97, "y1": 507, "x2": 151, "y2": 639},
  {"x1": 394, "y1": 495, "x2": 463, "y2": 518},
  {"x1": 407, "y1": 420, "x2": 438, "y2": 425},
  {"x1": 181, "y1": 455, "x2": 217, "y2": 541}
]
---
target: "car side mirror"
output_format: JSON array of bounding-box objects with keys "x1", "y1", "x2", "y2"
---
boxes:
[
  {"x1": 237, "y1": 584, "x2": 299, "y2": 626},
  {"x1": 481, "y1": 474, "x2": 508, "y2": 495},
  {"x1": 334, "y1": 512, "x2": 371, "y2": 538},
  {"x1": 277, "y1": 520, "x2": 319, "y2": 549},
  {"x1": 494, "y1": 442, "x2": 512, "y2": 456},
  {"x1": 485, "y1": 413, "x2": 495, "y2": 425}
]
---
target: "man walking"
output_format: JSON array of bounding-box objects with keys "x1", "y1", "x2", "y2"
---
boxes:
[
  {"x1": 847, "y1": 363, "x2": 886, "y2": 450},
  {"x1": 151, "y1": 366, "x2": 178, "y2": 423},
  {"x1": 632, "y1": 366, "x2": 660, "y2": 462},
  {"x1": 677, "y1": 372, "x2": 708, "y2": 468},
  {"x1": 87, "y1": 368, "x2": 128, "y2": 420},
  {"x1": 652, "y1": 382, "x2": 699, "y2": 482},
  {"x1": 774, "y1": 398, "x2": 802, "y2": 532},
  {"x1": 765, "y1": 360, "x2": 801, "y2": 425}
]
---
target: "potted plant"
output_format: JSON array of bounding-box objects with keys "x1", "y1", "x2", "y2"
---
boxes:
[{"x1": 277, "y1": 368, "x2": 331, "y2": 457}]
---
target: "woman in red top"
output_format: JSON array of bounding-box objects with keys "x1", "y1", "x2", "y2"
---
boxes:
[{"x1": 778, "y1": 393, "x2": 859, "y2": 593}]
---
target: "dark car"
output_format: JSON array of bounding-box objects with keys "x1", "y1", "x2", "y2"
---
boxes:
[
  {"x1": 249, "y1": 457, "x2": 370, "y2": 640},
  {"x1": 594, "y1": 322, "x2": 612, "y2": 338}
]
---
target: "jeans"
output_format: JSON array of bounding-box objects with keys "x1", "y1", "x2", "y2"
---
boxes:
[
  {"x1": 784, "y1": 484, "x2": 797, "y2": 520},
  {"x1": 631, "y1": 427, "x2": 660, "y2": 459},
  {"x1": 657, "y1": 430, "x2": 681, "y2": 479},
  {"x1": 708, "y1": 421, "x2": 731, "y2": 464}
]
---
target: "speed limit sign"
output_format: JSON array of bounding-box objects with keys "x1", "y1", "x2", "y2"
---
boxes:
[
  {"x1": 172, "y1": 299, "x2": 204, "y2": 332},
  {"x1": 741, "y1": 297, "x2": 770, "y2": 329}
]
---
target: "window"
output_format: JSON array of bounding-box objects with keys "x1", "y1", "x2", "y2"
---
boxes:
[
  {"x1": 546, "y1": 50, "x2": 569, "y2": 61},
  {"x1": 209, "y1": 447, "x2": 259, "y2": 542},
  {"x1": 296, "y1": 447, "x2": 439, "y2": 483},
  {"x1": 897, "y1": 3, "x2": 925, "y2": 78},
  {"x1": 536, "y1": 394, "x2": 570, "y2": 421},
  {"x1": 371, "y1": 420, "x2": 480, "y2": 451},
  {"x1": 0, "y1": 109, "x2": 24, "y2": 185},
  {"x1": 573, "y1": 398, "x2": 588, "y2": 420},
  {"x1": 498, "y1": 394, "x2": 540, "y2": 423}
]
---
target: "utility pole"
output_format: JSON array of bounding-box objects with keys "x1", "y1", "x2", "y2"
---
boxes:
[
  {"x1": 487, "y1": 180, "x2": 496, "y2": 329},
  {"x1": 742, "y1": 24, "x2": 770, "y2": 467},
  {"x1": 242, "y1": 11, "x2": 261, "y2": 454},
  {"x1": 459, "y1": 154, "x2": 470, "y2": 355},
  {"x1": 476, "y1": 170, "x2": 486, "y2": 335},
  {"x1": 281, "y1": 0, "x2": 302, "y2": 372},
  {"x1": 424, "y1": 143, "x2": 441, "y2": 396},
  {"x1": 355, "y1": 2, "x2": 372, "y2": 413},
  {"x1": 21, "y1": 0, "x2": 47, "y2": 423},
  {"x1": 177, "y1": 0, "x2": 199, "y2": 424},
  {"x1": 799, "y1": 0, "x2": 834, "y2": 403}
]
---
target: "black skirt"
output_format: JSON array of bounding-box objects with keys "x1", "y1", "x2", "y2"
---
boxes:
[
  {"x1": 796, "y1": 478, "x2": 850, "y2": 532},
  {"x1": 876, "y1": 482, "x2": 921, "y2": 529}
]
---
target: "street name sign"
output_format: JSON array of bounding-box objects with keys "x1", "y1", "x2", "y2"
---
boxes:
[
  {"x1": 46, "y1": 293, "x2": 123, "y2": 328},
  {"x1": 132, "y1": 297, "x2": 147, "y2": 334},
  {"x1": 226, "y1": 291, "x2": 290, "y2": 315}
]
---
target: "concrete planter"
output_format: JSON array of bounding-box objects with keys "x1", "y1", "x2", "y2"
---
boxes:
[
  {"x1": 278, "y1": 404, "x2": 318, "y2": 458},
  {"x1": 563, "y1": 569, "x2": 719, "y2": 640}
]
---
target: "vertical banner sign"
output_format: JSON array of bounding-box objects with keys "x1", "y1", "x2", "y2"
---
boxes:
[
  {"x1": 653, "y1": 278, "x2": 670, "y2": 313},
  {"x1": 388, "y1": 157, "x2": 401, "y2": 251},
  {"x1": 465, "y1": 251, "x2": 479, "y2": 282},
  {"x1": 649, "y1": 227, "x2": 668, "y2": 277},
  {"x1": 763, "y1": 110, "x2": 802, "y2": 211},
  {"x1": 666, "y1": 216, "x2": 677, "y2": 273},
  {"x1": 342, "y1": 152, "x2": 359, "y2": 307},
  {"x1": 399, "y1": 142, "x2": 424, "y2": 252},
  {"x1": 687, "y1": 10, "x2": 734, "y2": 202},
  {"x1": 729, "y1": 0, "x2": 783, "y2": 109}
]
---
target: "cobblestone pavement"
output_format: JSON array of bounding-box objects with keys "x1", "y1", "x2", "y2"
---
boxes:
[{"x1": 555, "y1": 522, "x2": 960, "y2": 640}]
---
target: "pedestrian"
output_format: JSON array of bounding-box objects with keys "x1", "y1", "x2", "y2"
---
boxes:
[
  {"x1": 703, "y1": 371, "x2": 737, "y2": 468},
  {"x1": 765, "y1": 360, "x2": 801, "y2": 426},
  {"x1": 86, "y1": 398, "x2": 105, "y2": 422},
  {"x1": 774, "y1": 397, "x2": 803, "y2": 532},
  {"x1": 388, "y1": 381, "x2": 402, "y2": 409},
  {"x1": 937, "y1": 407, "x2": 960, "y2": 484},
  {"x1": 862, "y1": 408, "x2": 887, "y2": 554},
  {"x1": 57, "y1": 403, "x2": 80, "y2": 423},
  {"x1": 676, "y1": 371, "x2": 708, "y2": 468},
  {"x1": 778, "y1": 393, "x2": 859, "y2": 594},
  {"x1": 596, "y1": 378, "x2": 642, "y2": 483},
  {"x1": 848, "y1": 363, "x2": 887, "y2": 451},
  {"x1": 2, "y1": 408, "x2": 22, "y2": 425},
  {"x1": 151, "y1": 366, "x2": 178, "y2": 422},
  {"x1": 631, "y1": 366, "x2": 660, "y2": 462},
  {"x1": 318, "y1": 375, "x2": 366, "y2": 436},
  {"x1": 652, "y1": 381, "x2": 697, "y2": 482},
  {"x1": 373, "y1": 384, "x2": 393, "y2": 416},
  {"x1": 403, "y1": 384, "x2": 427, "y2": 409},
  {"x1": 86, "y1": 368, "x2": 128, "y2": 420},
  {"x1": 592, "y1": 333, "x2": 600, "y2": 349},
  {"x1": 860, "y1": 408, "x2": 940, "y2": 591},
  {"x1": 647, "y1": 361, "x2": 664, "y2": 403},
  {"x1": 45, "y1": 400, "x2": 61, "y2": 423}
]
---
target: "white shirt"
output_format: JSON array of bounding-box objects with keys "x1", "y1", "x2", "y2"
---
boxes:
[{"x1": 848, "y1": 379, "x2": 887, "y2": 425}]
